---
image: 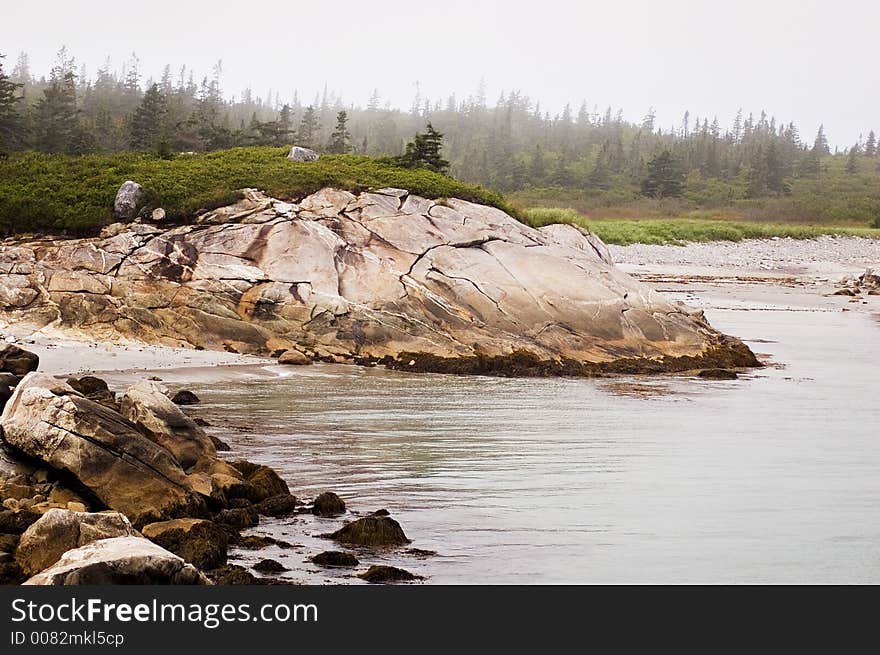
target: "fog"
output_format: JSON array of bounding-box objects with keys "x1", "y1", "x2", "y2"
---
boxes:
[{"x1": 3, "y1": 0, "x2": 877, "y2": 146}]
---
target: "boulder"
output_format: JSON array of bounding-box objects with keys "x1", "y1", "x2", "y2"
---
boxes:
[
  {"x1": 67, "y1": 376, "x2": 117, "y2": 409},
  {"x1": 15, "y1": 509, "x2": 137, "y2": 576},
  {"x1": 0, "y1": 508, "x2": 41, "y2": 534},
  {"x1": 171, "y1": 389, "x2": 201, "y2": 405},
  {"x1": 330, "y1": 515, "x2": 410, "y2": 548},
  {"x1": 0, "y1": 374, "x2": 207, "y2": 527},
  {"x1": 230, "y1": 460, "x2": 290, "y2": 502},
  {"x1": 287, "y1": 146, "x2": 319, "y2": 162},
  {"x1": 253, "y1": 558, "x2": 287, "y2": 573},
  {"x1": 0, "y1": 373, "x2": 21, "y2": 387},
  {"x1": 206, "y1": 564, "x2": 256, "y2": 585},
  {"x1": 23, "y1": 536, "x2": 208, "y2": 585},
  {"x1": 113, "y1": 181, "x2": 144, "y2": 220},
  {"x1": 256, "y1": 493, "x2": 297, "y2": 517},
  {"x1": 312, "y1": 491, "x2": 346, "y2": 517},
  {"x1": 141, "y1": 518, "x2": 227, "y2": 570},
  {"x1": 151, "y1": 208, "x2": 166, "y2": 222},
  {"x1": 358, "y1": 565, "x2": 422, "y2": 583},
  {"x1": 697, "y1": 369, "x2": 739, "y2": 380},
  {"x1": 311, "y1": 550, "x2": 358, "y2": 567},
  {"x1": 0, "y1": 344, "x2": 39, "y2": 376},
  {"x1": 120, "y1": 380, "x2": 215, "y2": 469},
  {"x1": 214, "y1": 506, "x2": 259, "y2": 530},
  {"x1": 278, "y1": 349, "x2": 312, "y2": 366}
]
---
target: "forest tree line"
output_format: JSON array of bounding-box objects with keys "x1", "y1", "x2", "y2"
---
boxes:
[{"x1": 1, "y1": 48, "x2": 879, "y2": 206}]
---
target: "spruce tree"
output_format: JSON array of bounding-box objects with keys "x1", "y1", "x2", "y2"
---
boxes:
[
  {"x1": 297, "y1": 105, "x2": 319, "y2": 149},
  {"x1": 327, "y1": 110, "x2": 352, "y2": 153},
  {"x1": 395, "y1": 123, "x2": 449, "y2": 174},
  {"x1": 129, "y1": 83, "x2": 167, "y2": 151},
  {"x1": 33, "y1": 70, "x2": 79, "y2": 153},
  {"x1": 813, "y1": 125, "x2": 830, "y2": 155},
  {"x1": 0, "y1": 54, "x2": 24, "y2": 151},
  {"x1": 641, "y1": 150, "x2": 684, "y2": 198},
  {"x1": 865, "y1": 131, "x2": 877, "y2": 157},
  {"x1": 845, "y1": 144, "x2": 860, "y2": 174}
]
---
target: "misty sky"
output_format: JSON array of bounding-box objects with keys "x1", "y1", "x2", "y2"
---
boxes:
[{"x1": 4, "y1": 0, "x2": 877, "y2": 147}]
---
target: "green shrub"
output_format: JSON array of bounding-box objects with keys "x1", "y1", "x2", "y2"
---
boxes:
[{"x1": 0, "y1": 148, "x2": 516, "y2": 235}]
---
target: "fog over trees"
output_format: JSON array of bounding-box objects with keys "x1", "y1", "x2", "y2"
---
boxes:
[{"x1": 1, "y1": 48, "x2": 878, "y2": 204}]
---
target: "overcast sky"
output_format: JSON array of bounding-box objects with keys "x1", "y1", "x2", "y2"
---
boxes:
[{"x1": 4, "y1": 0, "x2": 877, "y2": 147}]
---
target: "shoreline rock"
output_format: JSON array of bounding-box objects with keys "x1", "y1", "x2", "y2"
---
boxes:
[{"x1": 0, "y1": 187, "x2": 759, "y2": 379}]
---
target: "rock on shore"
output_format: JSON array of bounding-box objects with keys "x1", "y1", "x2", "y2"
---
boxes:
[{"x1": 0, "y1": 187, "x2": 758, "y2": 375}]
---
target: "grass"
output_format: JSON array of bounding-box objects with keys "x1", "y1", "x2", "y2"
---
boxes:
[
  {"x1": 0, "y1": 148, "x2": 515, "y2": 235},
  {"x1": 523, "y1": 207, "x2": 880, "y2": 245}
]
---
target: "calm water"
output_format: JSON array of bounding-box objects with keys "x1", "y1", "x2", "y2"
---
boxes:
[{"x1": 176, "y1": 302, "x2": 880, "y2": 584}]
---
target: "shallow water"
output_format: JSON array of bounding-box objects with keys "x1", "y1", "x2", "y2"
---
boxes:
[{"x1": 180, "y1": 300, "x2": 880, "y2": 584}]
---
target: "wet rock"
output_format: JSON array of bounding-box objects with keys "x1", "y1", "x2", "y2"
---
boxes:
[
  {"x1": 358, "y1": 565, "x2": 422, "y2": 583},
  {"x1": 15, "y1": 509, "x2": 137, "y2": 577},
  {"x1": 209, "y1": 434, "x2": 231, "y2": 451},
  {"x1": 330, "y1": 515, "x2": 410, "y2": 548},
  {"x1": 253, "y1": 558, "x2": 287, "y2": 573},
  {"x1": 214, "y1": 506, "x2": 259, "y2": 530},
  {"x1": 0, "y1": 344, "x2": 39, "y2": 376},
  {"x1": 24, "y1": 536, "x2": 208, "y2": 585},
  {"x1": 256, "y1": 494, "x2": 298, "y2": 517},
  {"x1": 205, "y1": 563, "x2": 256, "y2": 585},
  {"x1": 170, "y1": 389, "x2": 201, "y2": 405},
  {"x1": 113, "y1": 181, "x2": 144, "y2": 220},
  {"x1": 404, "y1": 548, "x2": 438, "y2": 558},
  {"x1": 0, "y1": 374, "x2": 207, "y2": 527},
  {"x1": 312, "y1": 491, "x2": 346, "y2": 517},
  {"x1": 370, "y1": 508, "x2": 390, "y2": 516},
  {"x1": 230, "y1": 460, "x2": 290, "y2": 502},
  {"x1": 697, "y1": 369, "x2": 739, "y2": 380},
  {"x1": 141, "y1": 518, "x2": 228, "y2": 570},
  {"x1": 278, "y1": 349, "x2": 311, "y2": 365},
  {"x1": 231, "y1": 534, "x2": 294, "y2": 550},
  {"x1": 311, "y1": 550, "x2": 358, "y2": 567},
  {"x1": 287, "y1": 146, "x2": 319, "y2": 162},
  {"x1": 194, "y1": 417, "x2": 211, "y2": 427}
]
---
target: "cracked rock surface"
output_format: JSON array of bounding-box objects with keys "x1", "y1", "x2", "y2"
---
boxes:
[{"x1": 0, "y1": 187, "x2": 749, "y2": 369}]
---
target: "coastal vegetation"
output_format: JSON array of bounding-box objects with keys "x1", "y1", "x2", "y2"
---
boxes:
[{"x1": 1, "y1": 47, "x2": 879, "y2": 238}]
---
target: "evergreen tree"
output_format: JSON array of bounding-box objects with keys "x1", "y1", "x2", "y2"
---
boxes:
[
  {"x1": 327, "y1": 110, "x2": 352, "y2": 153},
  {"x1": 641, "y1": 149, "x2": 684, "y2": 198},
  {"x1": 129, "y1": 83, "x2": 167, "y2": 150},
  {"x1": 296, "y1": 105, "x2": 319, "y2": 149},
  {"x1": 845, "y1": 144, "x2": 860, "y2": 174},
  {"x1": 395, "y1": 123, "x2": 449, "y2": 174},
  {"x1": 813, "y1": 124, "x2": 830, "y2": 155},
  {"x1": 33, "y1": 69, "x2": 79, "y2": 153},
  {"x1": 865, "y1": 131, "x2": 877, "y2": 157},
  {"x1": 0, "y1": 54, "x2": 24, "y2": 150}
]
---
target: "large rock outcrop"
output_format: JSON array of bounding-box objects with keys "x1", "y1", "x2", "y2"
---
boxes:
[
  {"x1": 0, "y1": 374, "x2": 207, "y2": 527},
  {"x1": 0, "y1": 187, "x2": 759, "y2": 374}
]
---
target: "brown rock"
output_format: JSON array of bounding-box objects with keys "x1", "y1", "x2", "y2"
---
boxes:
[
  {"x1": 312, "y1": 550, "x2": 358, "y2": 567},
  {"x1": 0, "y1": 344, "x2": 38, "y2": 376},
  {"x1": 312, "y1": 491, "x2": 346, "y2": 517},
  {"x1": 358, "y1": 565, "x2": 422, "y2": 583},
  {"x1": 330, "y1": 515, "x2": 410, "y2": 548},
  {"x1": 278, "y1": 349, "x2": 312, "y2": 365},
  {"x1": 141, "y1": 518, "x2": 228, "y2": 570},
  {"x1": 15, "y1": 508, "x2": 137, "y2": 576}
]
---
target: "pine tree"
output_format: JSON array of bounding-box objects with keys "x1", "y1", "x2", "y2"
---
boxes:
[
  {"x1": 395, "y1": 123, "x2": 449, "y2": 174},
  {"x1": 641, "y1": 150, "x2": 684, "y2": 198},
  {"x1": 813, "y1": 125, "x2": 830, "y2": 155},
  {"x1": 129, "y1": 83, "x2": 167, "y2": 150},
  {"x1": 865, "y1": 131, "x2": 877, "y2": 157},
  {"x1": 845, "y1": 144, "x2": 860, "y2": 174},
  {"x1": 327, "y1": 110, "x2": 352, "y2": 153},
  {"x1": 296, "y1": 105, "x2": 319, "y2": 149},
  {"x1": 33, "y1": 69, "x2": 79, "y2": 153},
  {"x1": 0, "y1": 54, "x2": 25, "y2": 151}
]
